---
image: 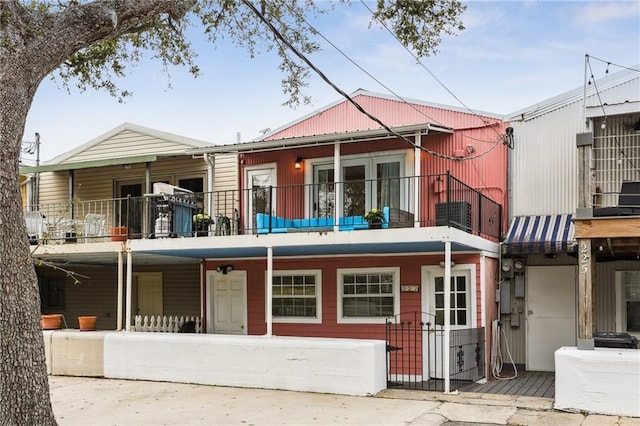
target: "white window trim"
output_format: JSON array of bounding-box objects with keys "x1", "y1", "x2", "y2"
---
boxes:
[
  {"x1": 615, "y1": 270, "x2": 640, "y2": 338},
  {"x1": 265, "y1": 269, "x2": 322, "y2": 324},
  {"x1": 336, "y1": 266, "x2": 400, "y2": 324},
  {"x1": 421, "y1": 265, "x2": 477, "y2": 330},
  {"x1": 304, "y1": 150, "x2": 414, "y2": 217}
]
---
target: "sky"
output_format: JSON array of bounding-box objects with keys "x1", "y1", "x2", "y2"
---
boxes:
[{"x1": 21, "y1": 0, "x2": 640, "y2": 164}]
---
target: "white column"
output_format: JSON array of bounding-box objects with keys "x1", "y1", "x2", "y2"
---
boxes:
[
  {"x1": 117, "y1": 250, "x2": 124, "y2": 331},
  {"x1": 125, "y1": 249, "x2": 133, "y2": 331},
  {"x1": 444, "y1": 239, "x2": 452, "y2": 393},
  {"x1": 414, "y1": 130, "x2": 422, "y2": 227},
  {"x1": 334, "y1": 142, "x2": 341, "y2": 232},
  {"x1": 266, "y1": 246, "x2": 274, "y2": 336}
]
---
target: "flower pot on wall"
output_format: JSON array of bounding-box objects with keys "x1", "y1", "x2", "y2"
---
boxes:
[
  {"x1": 109, "y1": 227, "x2": 129, "y2": 242},
  {"x1": 368, "y1": 221, "x2": 383, "y2": 229},
  {"x1": 78, "y1": 316, "x2": 97, "y2": 331},
  {"x1": 42, "y1": 314, "x2": 63, "y2": 330}
]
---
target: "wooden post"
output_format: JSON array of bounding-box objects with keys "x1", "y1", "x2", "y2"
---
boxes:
[{"x1": 577, "y1": 238, "x2": 593, "y2": 340}]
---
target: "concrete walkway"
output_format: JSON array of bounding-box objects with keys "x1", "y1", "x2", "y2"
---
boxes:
[{"x1": 49, "y1": 376, "x2": 640, "y2": 425}]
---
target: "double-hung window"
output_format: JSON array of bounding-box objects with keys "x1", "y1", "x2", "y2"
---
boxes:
[
  {"x1": 271, "y1": 270, "x2": 321, "y2": 323},
  {"x1": 338, "y1": 267, "x2": 399, "y2": 323}
]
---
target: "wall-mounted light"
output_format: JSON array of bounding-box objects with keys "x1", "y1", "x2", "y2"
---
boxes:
[
  {"x1": 513, "y1": 259, "x2": 525, "y2": 272},
  {"x1": 634, "y1": 118, "x2": 640, "y2": 133},
  {"x1": 123, "y1": 164, "x2": 132, "y2": 169},
  {"x1": 294, "y1": 157, "x2": 303, "y2": 170},
  {"x1": 438, "y1": 260, "x2": 456, "y2": 268},
  {"x1": 216, "y1": 264, "x2": 233, "y2": 274}
]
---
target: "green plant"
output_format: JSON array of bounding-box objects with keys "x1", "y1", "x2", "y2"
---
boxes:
[
  {"x1": 364, "y1": 208, "x2": 385, "y2": 223},
  {"x1": 193, "y1": 213, "x2": 213, "y2": 226}
]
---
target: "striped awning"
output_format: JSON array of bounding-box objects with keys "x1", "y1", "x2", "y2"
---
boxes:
[{"x1": 504, "y1": 214, "x2": 576, "y2": 254}]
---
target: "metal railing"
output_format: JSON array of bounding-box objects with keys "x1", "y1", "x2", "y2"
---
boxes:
[{"x1": 24, "y1": 172, "x2": 502, "y2": 244}]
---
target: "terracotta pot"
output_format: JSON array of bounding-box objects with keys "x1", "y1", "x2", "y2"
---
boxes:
[
  {"x1": 110, "y1": 227, "x2": 128, "y2": 242},
  {"x1": 42, "y1": 314, "x2": 63, "y2": 330},
  {"x1": 78, "y1": 315, "x2": 97, "y2": 331}
]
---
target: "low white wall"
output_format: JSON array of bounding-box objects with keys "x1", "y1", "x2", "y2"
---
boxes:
[
  {"x1": 555, "y1": 346, "x2": 640, "y2": 417},
  {"x1": 104, "y1": 333, "x2": 387, "y2": 396},
  {"x1": 43, "y1": 330, "x2": 105, "y2": 377}
]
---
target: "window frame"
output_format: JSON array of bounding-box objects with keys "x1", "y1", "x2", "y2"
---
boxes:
[
  {"x1": 422, "y1": 265, "x2": 476, "y2": 330},
  {"x1": 305, "y1": 150, "x2": 413, "y2": 218},
  {"x1": 615, "y1": 270, "x2": 640, "y2": 337},
  {"x1": 266, "y1": 269, "x2": 322, "y2": 324},
  {"x1": 336, "y1": 267, "x2": 400, "y2": 324}
]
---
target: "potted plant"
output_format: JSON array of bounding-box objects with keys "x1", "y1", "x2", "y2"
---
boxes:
[
  {"x1": 193, "y1": 213, "x2": 213, "y2": 236},
  {"x1": 64, "y1": 221, "x2": 81, "y2": 243},
  {"x1": 364, "y1": 208, "x2": 386, "y2": 229}
]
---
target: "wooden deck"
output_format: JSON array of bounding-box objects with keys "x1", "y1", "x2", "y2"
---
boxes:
[{"x1": 459, "y1": 369, "x2": 555, "y2": 399}]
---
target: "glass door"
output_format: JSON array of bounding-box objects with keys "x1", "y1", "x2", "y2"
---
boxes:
[{"x1": 246, "y1": 167, "x2": 276, "y2": 233}]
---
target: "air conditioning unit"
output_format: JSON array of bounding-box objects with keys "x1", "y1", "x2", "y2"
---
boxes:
[{"x1": 436, "y1": 201, "x2": 472, "y2": 232}]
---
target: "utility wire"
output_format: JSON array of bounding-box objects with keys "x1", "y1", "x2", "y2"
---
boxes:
[
  {"x1": 241, "y1": 0, "x2": 505, "y2": 161},
  {"x1": 279, "y1": 0, "x2": 500, "y2": 145},
  {"x1": 359, "y1": 0, "x2": 503, "y2": 139},
  {"x1": 586, "y1": 54, "x2": 640, "y2": 73}
]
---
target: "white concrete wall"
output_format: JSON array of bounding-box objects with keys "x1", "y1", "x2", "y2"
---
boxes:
[
  {"x1": 43, "y1": 330, "x2": 105, "y2": 377},
  {"x1": 103, "y1": 333, "x2": 386, "y2": 396},
  {"x1": 555, "y1": 346, "x2": 640, "y2": 417}
]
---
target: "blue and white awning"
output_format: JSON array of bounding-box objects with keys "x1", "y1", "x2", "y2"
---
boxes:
[{"x1": 504, "y1": 214, "x2": 576, "y2": 254}]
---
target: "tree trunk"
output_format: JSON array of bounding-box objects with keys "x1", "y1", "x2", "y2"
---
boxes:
[{"x1": 0, "y1": 74, "x2": 56, "y2": 423}]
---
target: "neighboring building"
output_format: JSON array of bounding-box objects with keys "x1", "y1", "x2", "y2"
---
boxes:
[
  {"x1": 502, "y1": 67, "x2": 640, "y2": 372},
  {"x1": 25, "y1": 92, "x2": 509, "y2": 390}
]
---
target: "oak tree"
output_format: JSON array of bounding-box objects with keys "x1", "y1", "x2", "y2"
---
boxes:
[{"x1": 0, "y1": 1, "x2": 464, "y2": 423}]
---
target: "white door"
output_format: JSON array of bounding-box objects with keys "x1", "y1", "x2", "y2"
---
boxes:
[
  {"x1": 206, "y1": 270, "x2": 247, "y2": 334},
  {"x1": 422, "y1": 266, "x2": 475, "y2": 380},
  {"x1": 136, "y1": 272, "x2": 163, "y2": 317},
  {"x1": 526, "y1": 265, "x2": 577, "y2": 371},
  {"x1": 246, "y1": 167, "x2": 277, "y2": 232}
]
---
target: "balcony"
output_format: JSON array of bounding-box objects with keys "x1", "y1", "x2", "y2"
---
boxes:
[{"x1": 24, "y1": 173, "x2": 502, "y2": 245}]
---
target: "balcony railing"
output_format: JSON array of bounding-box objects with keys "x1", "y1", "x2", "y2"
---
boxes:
[{"x1": 24, "y1": 173, "x2": 502, "y2": 244}]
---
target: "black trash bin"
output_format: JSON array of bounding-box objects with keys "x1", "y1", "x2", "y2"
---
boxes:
[{"x1": 593, "y1": 332, "x2": 638, "y2": 349}]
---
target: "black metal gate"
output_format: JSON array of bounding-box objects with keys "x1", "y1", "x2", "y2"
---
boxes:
[{"x1": 386, "y1": 311, "x2": 485, "y2": 391}]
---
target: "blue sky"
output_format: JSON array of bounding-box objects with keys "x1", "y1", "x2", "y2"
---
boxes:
[{"x1": 22, "y1": 1, "x2": 640, "y2": 162}]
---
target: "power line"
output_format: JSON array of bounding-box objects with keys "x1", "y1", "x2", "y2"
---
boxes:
[
  {"x1": 359, "y1": 0, "x2": 503, "y2": 139},
  {"x1": 241, "y1": 0, "x2": 505, "y2": 161}
]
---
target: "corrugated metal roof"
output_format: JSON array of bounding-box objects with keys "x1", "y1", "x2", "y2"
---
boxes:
[
  {"x1": 508, "y1": 66, "x2": 640, "y2": 122},
  {"x1": 255, "y1": 89, "x2": 504, "y2": 142}
]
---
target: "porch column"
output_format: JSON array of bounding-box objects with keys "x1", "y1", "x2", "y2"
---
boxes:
[
  {"x1": 205, "y1": 153, "x2": 215, "y2": 215},
  {"x1": 125, "y1": 248, "x2": 133, "y2": 331},
  {"x1": 117, "y1": 250, "x2": 124, "y2": 331},
  {"x1": 577, "y1": 238, "x2": 594, "y2": 341},
  {"x1": 266, "y1": 245, "x2": 273, "y2": 336},
  {"x1": 414, "y1": 130, "x2": 422, "y2": 227},
  {"x1": 333, "y1": 142, "x2": 341, "y2": 232},
  {"x1": 443, "y1": 239, "x2": 452, "y2": 393}
]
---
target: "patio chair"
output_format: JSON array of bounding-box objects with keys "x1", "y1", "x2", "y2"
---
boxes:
[
  {"x1": 84, "y1": 213, "x2": 106, "y2": 240},
  {"x1": 594, "y1": 181, "x2": 640, "y2": 217},
  {"x1": 24, "y1": 211, "x2": 47, "y2": 243}
]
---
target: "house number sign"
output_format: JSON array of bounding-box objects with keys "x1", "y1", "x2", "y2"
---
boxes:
[
  {"x1": 580, "y1": 241, "x2": 590, "y2": 275},
  {"x1": 400, "y1": 284, "x2": 419, "y2": 293}
]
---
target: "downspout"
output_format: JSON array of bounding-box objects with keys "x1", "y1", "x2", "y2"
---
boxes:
[
  {"x1": 145, "y1": 163, "x2": 152, "y2": 237},
  {"x1": 34, "y1": 132, "x2": 40, "y2": 207}
]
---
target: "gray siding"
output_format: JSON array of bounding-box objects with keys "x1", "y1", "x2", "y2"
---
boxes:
[{"x1": 39, "y1": 263, "x2": 201, "y2": 330}]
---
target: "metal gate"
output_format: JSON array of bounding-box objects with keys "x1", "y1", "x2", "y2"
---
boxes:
[{"x1": 386, "y1": 311, "x2": 485, "y2": 391}]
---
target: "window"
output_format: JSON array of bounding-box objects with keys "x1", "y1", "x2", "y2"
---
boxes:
[
  {"x1": 271, "y1": 270, "x2": 321, "y2": 323},
  {"x1": 619, "y1": 271, "x2": 640, "y2": 334},
  {"x1": 39, "y1": 277, "x2": 65, "y2": 311},
  {"x1": 422, "y1": 266, "x2": 475, "y2": 330},
  {"x1": 338, "y1": 268, "x2": 399, "y2": 323},
  {"x1": 311, "y1": 153, "x2": 407, "y2": 218},
  {"x1": 434, "y1": 275, "x2": 468, "y2": 326}
]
